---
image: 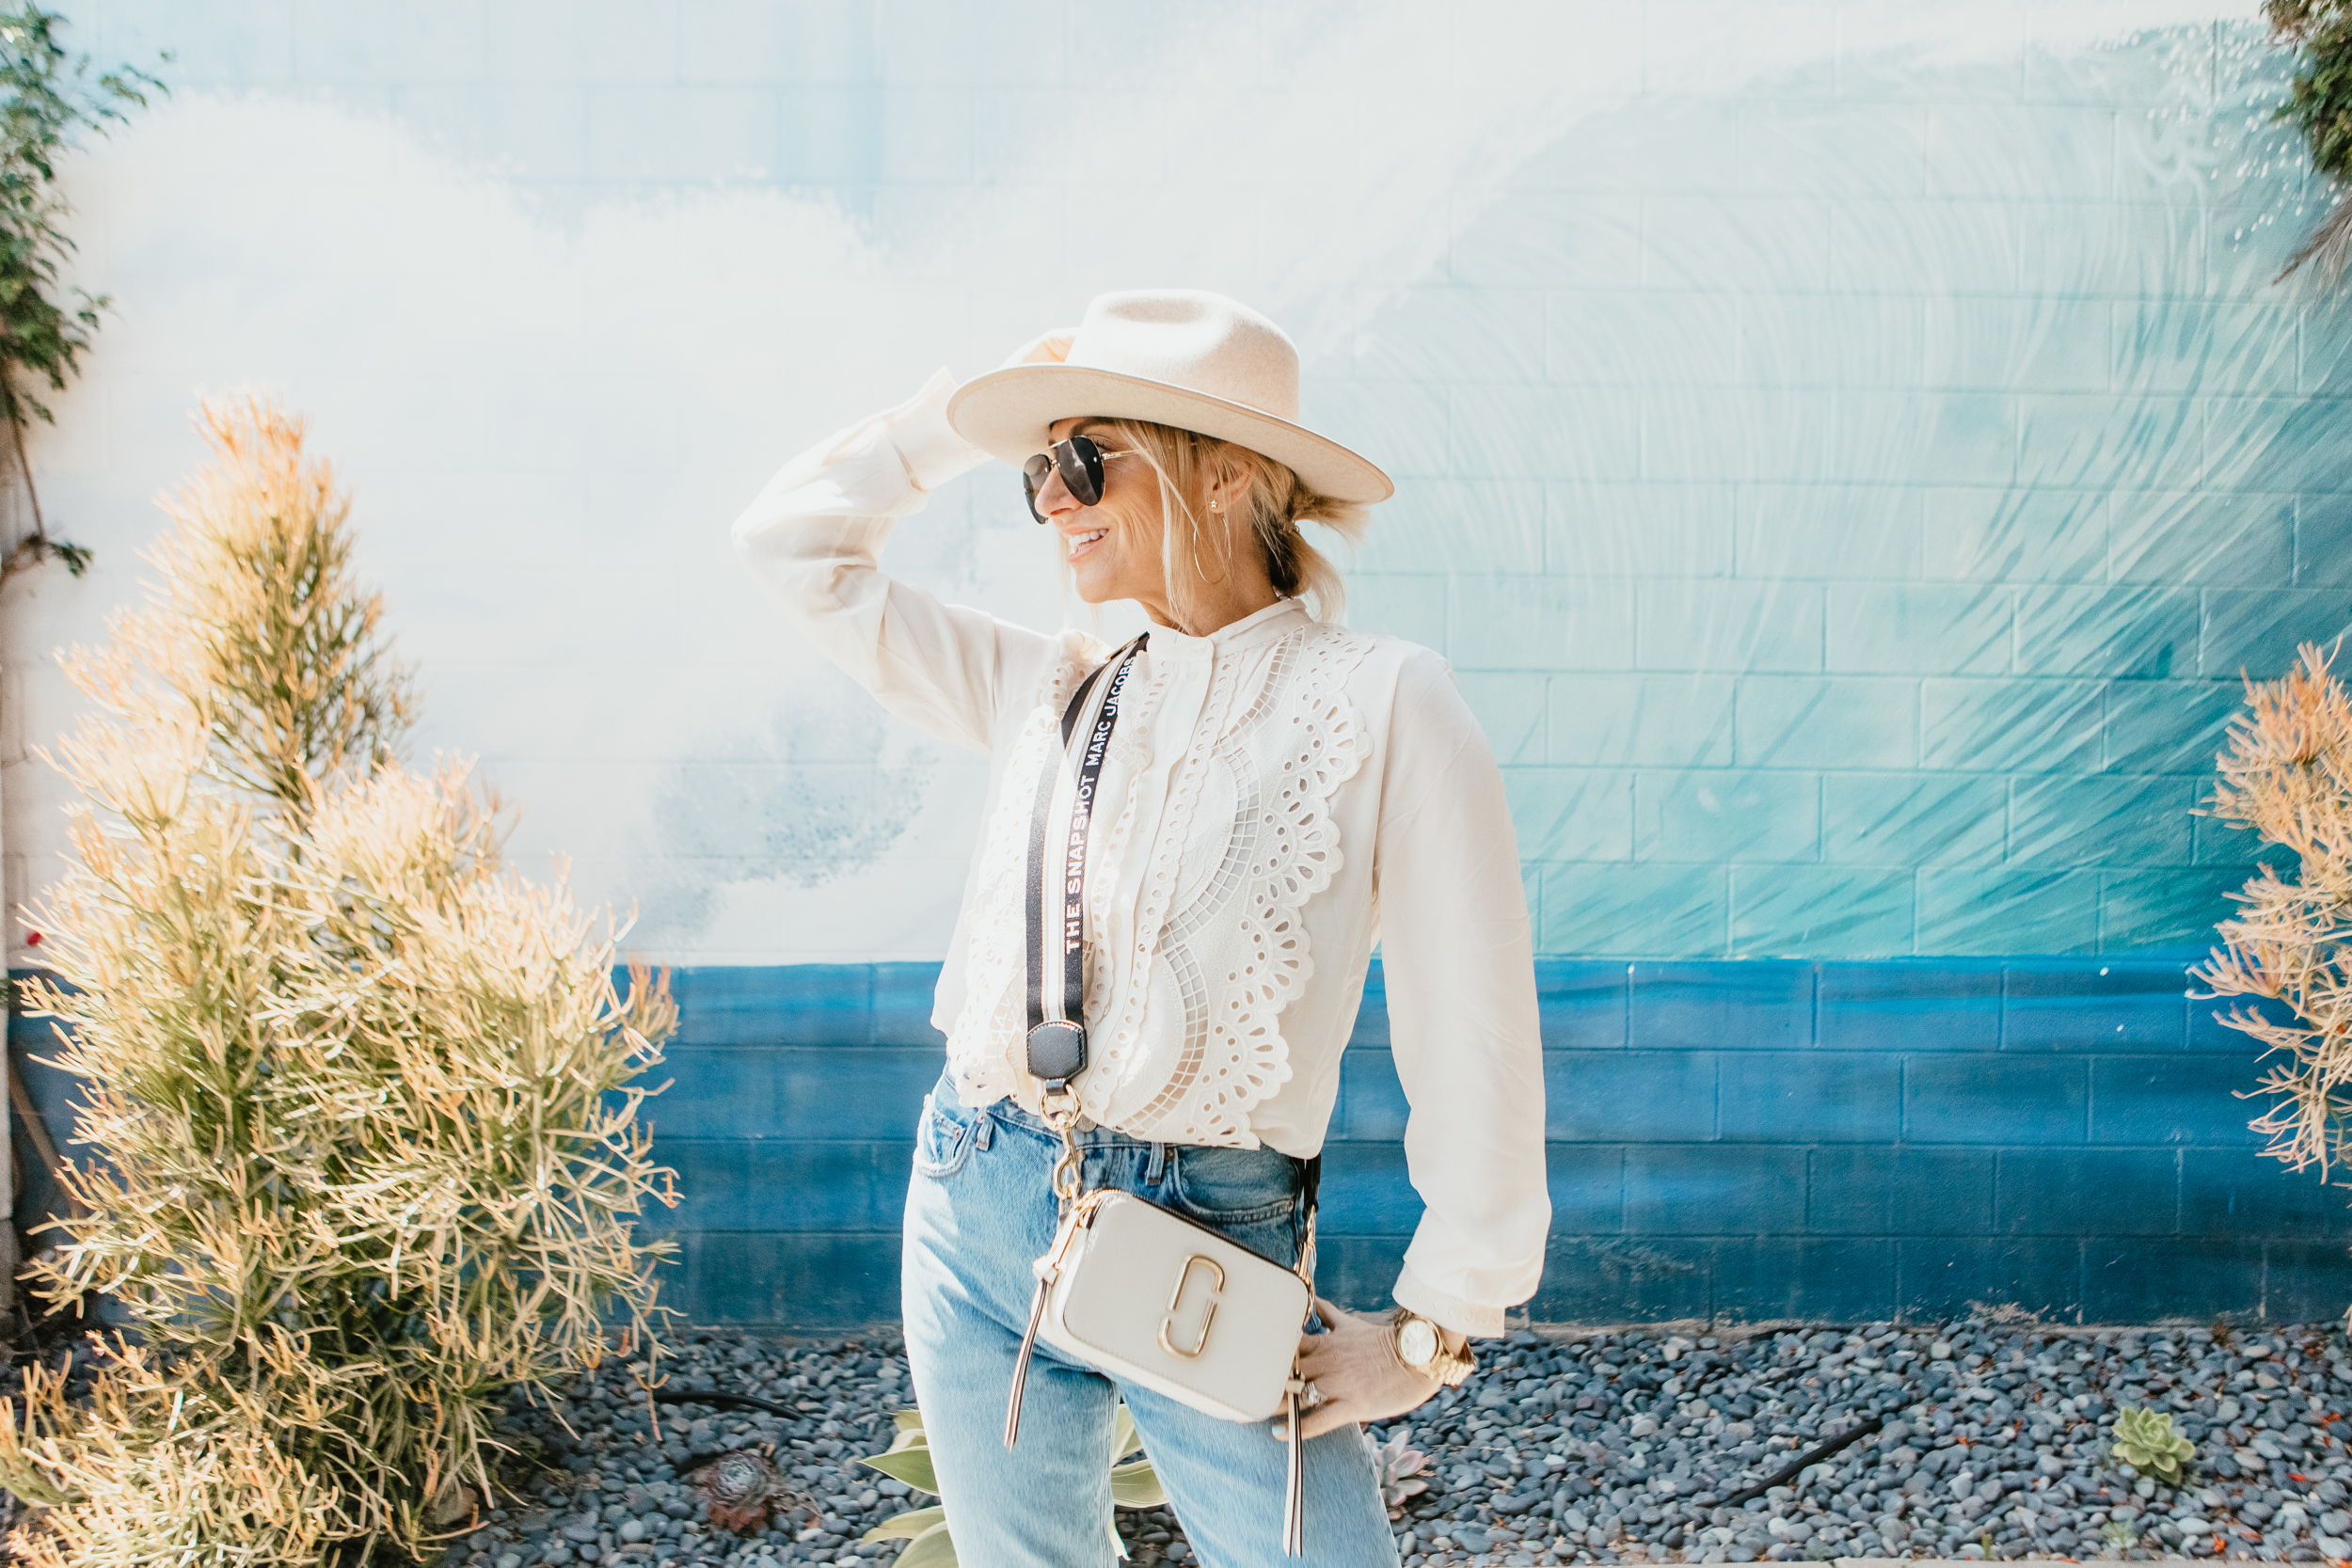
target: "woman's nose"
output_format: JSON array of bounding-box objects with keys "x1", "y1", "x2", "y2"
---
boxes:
[{"x1": 1037, "y1": 467, "x2": 1082, "y2": 518}]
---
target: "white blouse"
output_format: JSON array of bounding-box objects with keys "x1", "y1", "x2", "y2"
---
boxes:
[{"x1": 731, "y1": 371, "x2": 1549, "y2": 1336}]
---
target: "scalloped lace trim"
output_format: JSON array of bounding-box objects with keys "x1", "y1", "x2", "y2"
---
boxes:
[{"x1": 1114, "y1": 624, "x2": 1375, "y2": 1147}]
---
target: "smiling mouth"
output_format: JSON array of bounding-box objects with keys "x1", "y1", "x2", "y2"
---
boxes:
[{"x1": 1067, "y1": 529, "x2": 1106, "y2": 561}]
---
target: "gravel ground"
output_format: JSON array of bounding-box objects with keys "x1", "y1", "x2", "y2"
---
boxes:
[
  {"x1": 420, "y1": 1318, "x2": 2352, "y2": 1568},
  {"x1": 8, "y1": 1317, "x2": 2348, "y2": 1566}
]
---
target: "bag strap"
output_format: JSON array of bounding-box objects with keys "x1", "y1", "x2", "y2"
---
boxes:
[
  {"x1": 1022, "y1": 634, "x2": 1148, "y2": 1119},
  {"x1": 1005, "y1": 638, "x2": 1143, "y2": 1455}
]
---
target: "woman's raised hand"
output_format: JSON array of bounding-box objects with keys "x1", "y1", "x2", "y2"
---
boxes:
[
  {"x1": 1274, "y1": 1295, "x2": 1449, "y2": 1443},
  {"x1": 1002, "y1": 327, "x2": 1078, "y2": 369}
]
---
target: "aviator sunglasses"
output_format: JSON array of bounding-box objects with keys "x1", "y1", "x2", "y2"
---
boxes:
[{"x1": 1023, "y1": 434, "x2": 1138, "y2": 525}]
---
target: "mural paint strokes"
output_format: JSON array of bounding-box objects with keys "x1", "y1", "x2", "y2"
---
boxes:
[
  {"x1": 640, "y1": 685, "x2": 935, "y2": 943},
  {"x1": 0, "y1": 0, "x2": 2280, "y2": 966}
]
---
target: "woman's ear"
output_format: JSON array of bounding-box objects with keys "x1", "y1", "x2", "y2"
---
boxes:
[{"x1": 1206, "y1": 450, "x2": 1249, "y2": 515}]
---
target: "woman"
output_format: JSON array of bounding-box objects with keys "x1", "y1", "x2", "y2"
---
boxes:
[{"x1": 731, "y1": 291, "x2": 1548, "y2": 1565}]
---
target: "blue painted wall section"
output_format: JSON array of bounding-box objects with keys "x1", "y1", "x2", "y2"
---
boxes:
[{"x1": 21, "y1": 961, "x2": 2342, "y2": 1329}]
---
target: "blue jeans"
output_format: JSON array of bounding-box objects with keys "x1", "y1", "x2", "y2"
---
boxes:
[{"x1": 900, "y1": 1070, "x2": 1400, "y2": 1567}]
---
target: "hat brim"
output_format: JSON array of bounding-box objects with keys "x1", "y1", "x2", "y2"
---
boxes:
[{"x1": 946, "y1": 364, "x2": 1394, "y2": 505}]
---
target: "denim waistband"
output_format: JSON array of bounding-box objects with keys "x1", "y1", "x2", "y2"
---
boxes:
[{"x1": 932, "y1": 1067, "x2": 1308, "y2": 1169}]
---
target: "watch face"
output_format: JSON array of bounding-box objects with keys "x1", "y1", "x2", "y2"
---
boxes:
[{"x1": 1398, "y1": 1317, "x2": 1438, "y2": 1369}]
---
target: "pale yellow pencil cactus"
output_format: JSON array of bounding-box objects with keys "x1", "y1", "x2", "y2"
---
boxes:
[
  {"x1": 0, "y1": 1336, "x2": 342, "y2": 1567},
  {"x1": 2193, "y1": 641, "x2": 2352, "y2": 1184},
  {"x1": 3, "y1": 398, "x2": 678, "y2": 1562}
]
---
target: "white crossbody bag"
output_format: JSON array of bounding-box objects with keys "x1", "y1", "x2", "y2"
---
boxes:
[{"x1": 1000, "y1": 634, "x2": 1320, "y2": 1557}]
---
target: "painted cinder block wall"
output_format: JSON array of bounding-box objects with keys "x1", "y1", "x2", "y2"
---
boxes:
[
  {"x1": 8, "y1": 2, "x2": 2352, "y2": 1325},
  {"x1": 24, "y1": 954, "x2": 2336, "y2": 1329}
]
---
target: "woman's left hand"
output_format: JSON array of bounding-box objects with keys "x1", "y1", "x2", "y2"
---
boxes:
[{"x1": 1273, "y1": 1295, "x2": 1447, "y2": 1442}]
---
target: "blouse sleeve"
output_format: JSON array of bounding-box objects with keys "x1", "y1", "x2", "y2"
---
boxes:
[
  {"x1": 729, "y1": 369, "x2": 1060, "y2": 754},
  {"x1": 1374, "y1": 648, "x2": 1550, "y2": 1338}
]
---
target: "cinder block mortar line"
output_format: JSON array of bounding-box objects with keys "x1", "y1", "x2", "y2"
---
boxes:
[{"x1": 2174, "y1": 1145, "x2": 2186, "y2": 1235}]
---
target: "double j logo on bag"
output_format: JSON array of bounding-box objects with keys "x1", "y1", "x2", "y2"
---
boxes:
[{"x1": 1158, "y1": 1254, "x2": 1226, "y2": 1360}]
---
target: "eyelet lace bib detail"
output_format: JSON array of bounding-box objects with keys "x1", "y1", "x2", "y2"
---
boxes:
[{"x1": 941, "y1": 621, "x2": 1375, "y2": 1147}]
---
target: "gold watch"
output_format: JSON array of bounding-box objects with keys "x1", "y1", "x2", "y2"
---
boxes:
[{"x1": 1391, "y1": 1308, "x2": 1477, "y2": 1386}]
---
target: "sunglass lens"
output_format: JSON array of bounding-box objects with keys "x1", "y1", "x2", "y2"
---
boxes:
[
  {"x1": 1055, "y1": 436, "x2": 1104, "y2": 507},
  {"x1": 1022, "y1": 453, "x2": 1053, "y2": 524}
]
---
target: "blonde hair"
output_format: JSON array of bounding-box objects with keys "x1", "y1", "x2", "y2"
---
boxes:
[{"x1": 1091, "y1": 417, "x2": 1367, "y2": 628}]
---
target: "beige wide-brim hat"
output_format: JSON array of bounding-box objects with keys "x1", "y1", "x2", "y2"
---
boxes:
[{"x1": 946, "y1": 290, "x2": 1394, "y2": 505}]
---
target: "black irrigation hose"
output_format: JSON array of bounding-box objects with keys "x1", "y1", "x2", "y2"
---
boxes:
[
  {"x1": 651, "y1": 1387, "x2": 810, "y2": 1477},
  {"x1": 651, "y1": 1388, "x2": 800, "y2": 1419},
  {"x1": 1717, "y1": 1414, "x2": 1886, "y2": 1509}
]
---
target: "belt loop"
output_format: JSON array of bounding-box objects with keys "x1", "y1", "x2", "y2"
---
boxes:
[
  {"x1": 1146, "y1": 1141, "x2": 1168, "y2": 1185},
  {"x1": 976, "y1": 1113, "x2": 994, "y2": 1151}
]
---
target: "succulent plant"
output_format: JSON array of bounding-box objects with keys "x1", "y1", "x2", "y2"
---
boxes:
[
  {"x1": 2113, "y1": 1406, "x2": 2197, "y2": 1485},
  {"x1": 1369, "y1": 1428, "x2": 1431, "y2": 1520},
  {"x1": 689, "y1": 1444, "x2": 813, "y2": 1535},
  {"x1": 861, "y1": 1403, "x2": 1166, "y2": 1564}
]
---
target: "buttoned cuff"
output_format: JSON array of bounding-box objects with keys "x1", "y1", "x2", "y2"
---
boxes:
[
  {"x1": 1393, "y1": 1260, "x2": 1505, "y2": 1339},
  {"x1": 884, "y1": 367, "x2": 993, "y2": 494}
]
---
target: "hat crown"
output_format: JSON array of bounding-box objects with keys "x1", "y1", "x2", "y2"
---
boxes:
[{"x1": 1064, "y1": 290, "x2": 1301, "y2": 423}]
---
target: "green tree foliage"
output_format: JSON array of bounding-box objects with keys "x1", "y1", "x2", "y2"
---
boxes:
[
  {"x1": 0, "y1": 5, "x2": 161, "y2": 580},
  {"x1": 0, "y1": 400, "x2": 679, "y2": 1563},
  {"x1": 2266, "y1": 1, "x2": 2352, "y2": 285},
  {"x1": 2273, "y1": 2, "x2": 2352, "y2": 181}
]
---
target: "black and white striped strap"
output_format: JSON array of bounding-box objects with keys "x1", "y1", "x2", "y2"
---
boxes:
[{"x1": 1023, "y1": 635, "x2": 1148, "y2": 1093}]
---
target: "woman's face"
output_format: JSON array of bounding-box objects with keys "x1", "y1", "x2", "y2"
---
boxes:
[{"x1": 1038, "y1": 416, "x2": 1166, "y2": 609}]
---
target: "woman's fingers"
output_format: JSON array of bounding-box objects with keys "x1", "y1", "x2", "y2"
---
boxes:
[
  {"x1": 1298, "y1": 1399, "x2": 1364, "y2": 1441},
  {"x1": 1269, "y1": 1397, "x2": 1364, "y2": 1443}
]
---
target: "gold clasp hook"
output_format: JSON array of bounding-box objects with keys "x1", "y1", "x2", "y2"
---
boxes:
[{"x1": 1043, "y1": 1098, "x2": 1085, "y2": 1212}]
